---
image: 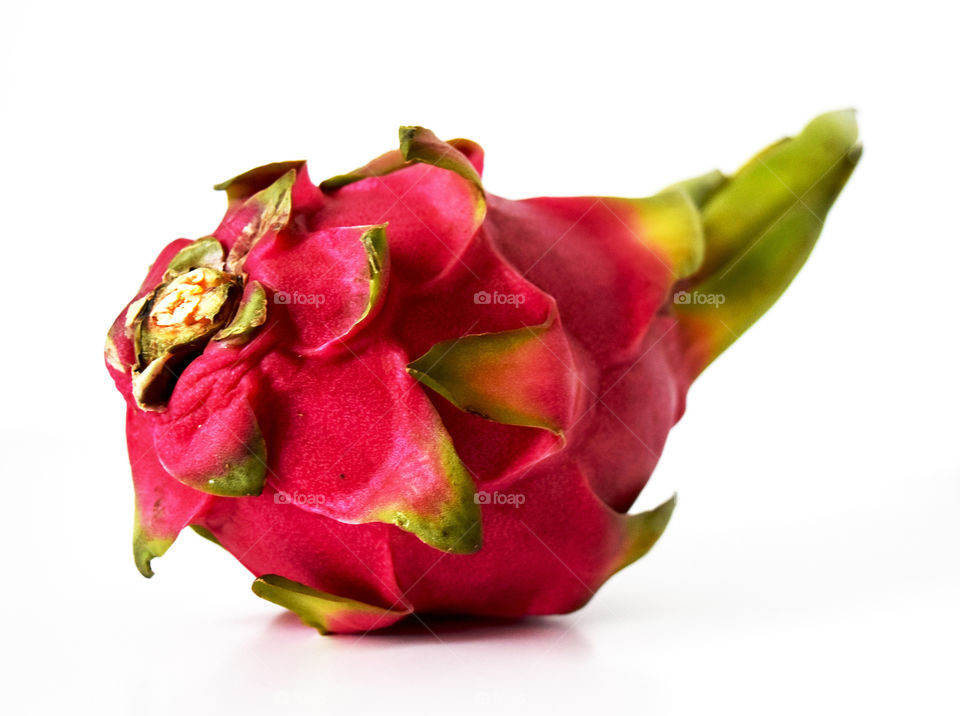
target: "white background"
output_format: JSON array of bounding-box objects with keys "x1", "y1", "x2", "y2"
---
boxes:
[{"x1": 2, "y1": 1, "x2": 957, "y2": 714}]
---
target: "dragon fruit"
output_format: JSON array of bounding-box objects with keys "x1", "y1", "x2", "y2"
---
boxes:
[{"x1": 104, "y1": 112, "x2": 860, "y2": 634}]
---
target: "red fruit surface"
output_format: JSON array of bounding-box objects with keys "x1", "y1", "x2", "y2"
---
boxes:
[{"x1": 106, "y1": 115, "x2": 860, "y2": 632}]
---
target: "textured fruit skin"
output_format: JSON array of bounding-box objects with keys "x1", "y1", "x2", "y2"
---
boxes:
[{"x1": 105, "y1": 115, "x2": 860, "y2": 633}]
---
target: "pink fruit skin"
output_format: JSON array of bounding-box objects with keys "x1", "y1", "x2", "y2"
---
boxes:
[
  {"x1": 107, "y1": 116, "x2": 859, "y2": 632},
  {"x1": 106, "y1": 147, "x2": 693, "y2": 630}
]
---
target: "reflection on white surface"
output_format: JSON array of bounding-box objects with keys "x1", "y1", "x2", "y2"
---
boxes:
[{"x1": 9, "y1": 455, "x2": 958, "y2": 715}]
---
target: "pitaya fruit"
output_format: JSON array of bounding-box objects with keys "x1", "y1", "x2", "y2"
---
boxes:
[{"x1": 104, "y1": 111, "x2": 860, "y2": 634}]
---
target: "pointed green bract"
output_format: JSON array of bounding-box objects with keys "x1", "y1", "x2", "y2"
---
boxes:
[
  {"x1": 320, "y1": 127, "x2": 485, "y2": 224},
  {"x1": 197, "y1": 441, "x2": 267, "y2": 497},
  {"x1": 163, "y1": 237, "x2": 225, "y2": 280},
  {"x1": 133, "y1": 513, "x2": 174, "y2": 578},
  {"x1": 398, "y1": 126, "x2": 483, "y2": 192},
  {"x1": 678, "y1": 147, "x2": 860, "y2": 366},
  {"x1": 224, "y1": 169, "x2": 296, "y2": 273},
  {"x1": 675, "y1": 112, "x2": 861, "y2": 370},
  {"x1": 407, "y1": 315, "x2": 577, "y2": 436},
  {"x1": 252, "y1": 575, "x2": 410, "y2": 635},
  {"x1": 692, "y1": 110, "x2": 860, "y2": 283},
  {"x1": 179, "y1": 419, "x2": 267, "y2": 498},
  {"x1": 373, "y1": 437, "x2": 483, "y2": 554},
  {"x1": 611, "y1": 494, "x2": 677, "y2": 574},
  {"x1": 399, "y1": 126, "x2": 485, "y2": 225},
  {"x1": 319, "y1": 148, "x2": 406, "y2": 192},
  {"x1": 324, "y1": 125, "x2": 483, "y2": 191},
  {"x1": 356, "y1": 225, "x2": 389, "y2": 328},
  {"x1": 240, "y1": 340, "x2": 482, "y2": 553},
  {"x1": 214, "y1": 161, "x2": 306, "y2": 205},
  {"x1": 214, "y1": 280, "x2": 267, "y2": 345}
]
